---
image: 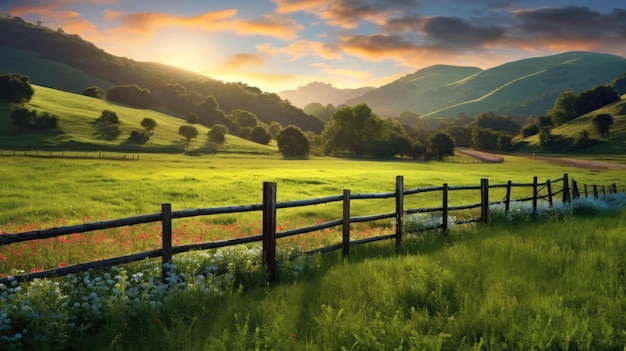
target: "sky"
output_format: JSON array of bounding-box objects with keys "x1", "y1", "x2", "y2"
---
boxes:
[{"x1": 2, "y1": 0, "x2": 625, "y2": 92}]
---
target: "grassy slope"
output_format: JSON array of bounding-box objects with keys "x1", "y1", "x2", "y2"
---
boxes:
[
  {"x1": 516, "y1": 98, "x2": 626, "y2": 154},
  {"x1": 0, "y1": 84, "x2": 277, "y2": 153}
]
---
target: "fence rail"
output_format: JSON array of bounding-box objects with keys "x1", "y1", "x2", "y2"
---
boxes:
[{"x1": 0, "y1": 174, "x2": 620, "y2": 285}]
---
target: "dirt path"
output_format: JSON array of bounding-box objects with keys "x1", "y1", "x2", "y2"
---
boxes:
[{"x1": 458, "y1": 148, "x2": 626, "y2": 170}]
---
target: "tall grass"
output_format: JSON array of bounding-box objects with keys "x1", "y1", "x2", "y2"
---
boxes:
[{"x1": 1, "y1": 196, "x2": 625, "y2": 350}]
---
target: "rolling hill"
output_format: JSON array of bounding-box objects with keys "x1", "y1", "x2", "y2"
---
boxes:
[
  {"x1": 345, "y1": 52, "x2": 626, "y2": 118},
  {"x1": 0, "y1": 84, "x2": 278, "y2": 154},
  {"x1": 0, "y1": 16, "x2": 324, "y2": 133},
  {"x1": 277, "y1": 82, "x2": 375, "y2": 108}
]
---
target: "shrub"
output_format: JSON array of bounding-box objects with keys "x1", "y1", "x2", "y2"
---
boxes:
[
  {"x1": 96, "y1": 110, "x2": 119, "y2": 124},
  {"x1": 82, "y1": 86, "x2": 105, "y2": 99},
  {"x1": 128, "y1": 130, "x2": 150, "y2": 144},
  {"x1": 0, "y1": 73, "x2": 34, "y2": 103},
  {"x1": 10, "y1": 108, "x2": 58, "y2": 129},
  {"x1": 207, "y1": 124, "x2": 228, "y2": 144}
]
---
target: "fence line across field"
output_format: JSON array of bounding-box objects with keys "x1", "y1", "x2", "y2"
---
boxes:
[{"x1": 0, "y1": 174, "x2": 619, "y2": 285}]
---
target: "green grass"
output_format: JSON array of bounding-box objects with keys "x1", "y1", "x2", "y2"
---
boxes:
[
  {"x1": 1, "y1": 153, "x2": 622, "y2": 229},
  {"x1": 0, "y1": 84, "x2": 277, "y2": 154},
  {"x1": 2, "y1": 207, "x2": 625, "y2": 350}
]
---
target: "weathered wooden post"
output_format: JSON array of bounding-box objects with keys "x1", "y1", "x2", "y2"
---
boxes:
[
  {"x1": 571, "y1": 180, "x2": 579, "y2": 199},
  {"x1": 584, "y1": 184, "x2": 588, "y2": 198},
  {"x1": 263, "y1": 182, "x2": 277, "y2": 284},
  {"x1": 481, "y1": 178, "x2": 489, "y2": 225},
  {"x1": 505, "y1": 180, "x2": 512, "y2": 213},
  {"x1": 562, "y1": 173, "x2": 570, "y2": 203},
  {"x1": 602, "y1": 185, "x2": 606, "y2": 196},
  {"x1": 546, "y1": 179, "x2": 553, "y2": 207},
  {"x1": 593, "y1": 185, "x2": 598, "y2": 199},
  {"x1": 532, "y1": 176, "x2": 538, "y2": 213},
  {"x1": 395, "y1": 176, "x2": 404, "y2": 246},
  {"x1": 161, "y1": 203, "x2": 173, "y2": 283},
  {"x1": 342, "y1": 189, "x2": 351, "y2": 259},
  {"x1": 442, "y1": 183, "x2": 448, "y2": 234}
]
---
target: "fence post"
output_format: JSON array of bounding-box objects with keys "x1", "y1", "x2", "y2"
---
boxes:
[
  {"x1": 395, "y1": 176, "x2": 404, "y2": 246},
  {"x1": 571, "y1": 180, "x2": 579, "y2": 199},
  {"x1": 562, "y1": 173, "x2": 570, "y2": 203},
  {"x1": 532, "y1": 176, "x2": 538, "y2": 213},
  {"x1": 613, "y1": 183, "x2": 618, "y2": 194},
  {"x1": 602, "y1": 185, "x2": 606, "y2": 196},
  {"x1": 481, "y1": 178, "x2": 489, "y2": 225},
  {"x1": 584, "y1": 184, "x2": 588, "y2": 198},
  {"x1": 505, "y1": 180, "x2": 512, "y2": 213},
  {"x1": 546, "y1": 179, "x2": 553, "y2": 207},
  {"x1": 263, "y1": 182, "x2": 277, "y2": 284},
  {"x1": 343, "y1": 189, "x2": 351, "y2": 259},
  {"x1": 161, "y1": 203, "x2": 173, "y2": 283},
  {"x1": 442, "y1": 183, "x2": 448, "y2": 234},
  {"x1": 593, "y1": 185, "x2": 598, "y2": 199}
]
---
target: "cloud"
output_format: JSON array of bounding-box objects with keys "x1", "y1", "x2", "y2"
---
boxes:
[
  {"x1": 104, "y1": 10, "x2": 301, "y2": 40},
  {"x1": 273, "y1": 0, "x2": 415, "y2": 29},
  {"x1": 420, "y1": 16, "x2": 506, "y2": 48},
  {"x1": 222, "y1": 53, "x2": 267, "y2": 70},
  {"x1": 257, "y1": 40, "x2": 342, "y2": 61}
]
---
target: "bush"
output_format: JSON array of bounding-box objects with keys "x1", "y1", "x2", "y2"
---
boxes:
[
  {"x1": 82, "y1": 86, "x2": 105, "y2": 99},
  {"x1": 140, "y1": 118, "x2": 157, "y2": 132},
  {"x1": 277, "y1": 125, "x2": 309, "y2": 156},
  {"x1": 249, "y1": 125, "x2": 271, "y2": 145},
  {"x1": 207, "y1": 124, "x2": 228, "y2": 144},
  {"x1": 97, "y1": 110, "x2": 119, "y2": 124},
  {"x1": 0, "y1": 73, "x2": 34, "y2": 103},
  {"x1": 10, "y1": 108, "x2": 58, "y2": 129},
  {"x1": 107, "y1": 84, "x2": 152, "y2": 108},
  {"x1": 128, "y1": 130, "x2": 150, "y2": 144}
]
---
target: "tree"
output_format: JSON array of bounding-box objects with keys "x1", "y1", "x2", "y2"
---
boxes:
[
  {"x1": 321, "y1": 103, "x2": 384, "y2": 156},
  {"x1": 428, "y1": 132, "x2": 455, "y2": 159},
  {"x1": 521, "y1": 124, "x2": 540, "y2": 138},
  {"x1": 445, "y1": 126, "x2": 471, "y2": 147},
  {"x1": 107, "y1": 84, "x2": 152, "y2": 108},
  {"x1": 268, "y1": 121, "x2": 283, "y2": 138},
  {"x1": 277, "y1": 125, "x2": 309, "y2": 156},
  {"x1": 140, "y1": 117, "x2": 157, "y2": 132},
  {"x1": 186, "y1": 112, "x2": 199, "y2": 124},
  {"x1": 207, "y1": 124, "x2": 228, "y2": 144},
  {"x1": 229, "y1": 109, "x2": 259, "y2": 128},
  {"x1": 547, "y1": 90, "x2": 578, "y2": 126},
  {"x1": 179, "y1": 124, "x2": 198, "y2": 142},
  {"x1": 409, "y1": 140, "x2": 426, "y2": 159},
  {"x1": 472, "y1": 112, "x2": 521, "y2": 135},
  {"x1": 592, "y1": 114, "x2": 614, "y2": 138},
  {"x1": 179, "y1": 124, "x2": 199, "y2": 152},
  {"x1": 249, "y1": 125, "x2": 271, "y2": 145},
  {"x1": 97, "y1": 110, "x2": 119, "y2": 124},
  {"x1": 82, "y1": 86, "x2": 105, "y2": 99},
  {"x1": 497, "y1": 133, "x2": 514, "y2": 152},
  {"x1": 471, "y1": 127, "x2": 499, "y2": 151},
  {"x1": 128, "y1": 130, "x2": 149, "y2": 144},
  {"x1": 0, "y1": 73, "x2": 34, "y2": 103}
]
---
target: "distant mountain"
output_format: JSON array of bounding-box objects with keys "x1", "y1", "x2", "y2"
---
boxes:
[
  {"x1": 346, "y1": 52, "x2": 626, "y2": 118},
  {"x1": 277, "y1": 82, "x2": 375, "y2": 108},
  {"x1": 0, "y1": 16, "x2": 324, "y2": 133}
]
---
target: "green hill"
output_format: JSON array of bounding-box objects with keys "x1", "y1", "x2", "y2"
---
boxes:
[
  {"x1": 0, "y1": 84, "x2": 278, "y2": 154},
  {"x1": 0, "y1": 16, "x2": 324, "y2": 133},
  {"x1": 517, "y1": 99, "x2": 626, "y2": 155},
  {"x1": 346, "y1": 52, "x2": 626, "y2": 118}
]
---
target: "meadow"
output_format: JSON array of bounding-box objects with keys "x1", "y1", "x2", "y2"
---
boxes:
[{"x1": 1, "y1": 154, "x2": 625, "y2": 349}]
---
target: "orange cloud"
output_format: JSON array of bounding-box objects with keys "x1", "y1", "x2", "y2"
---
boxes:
[
  {"x1": 258, "y1": 40, "x2": 342, "y2": 61},
  {"x1": 222, "y1": 53, "x2": 267, "y2": 70},
  {"x1": 103, "y1": 10, "x2": 301, "y2": 40}
]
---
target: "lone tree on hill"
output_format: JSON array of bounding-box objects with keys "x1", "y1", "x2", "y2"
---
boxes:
[
  {"x1": 592, "y1": 114, "x2": 614, "y2": 138},
  {"x1": 140, "y1": 117, "x2": 157, "y2": 132},
  {"x1": 0, "y1": 73, "x2": 34, "y2": 103},
  {"x1": 249, "y1": 125, "x2": 272, "y2": 145},
  {"x1": 277, "y1": 125, "x2": 309, "y2": 156},
  {"x1": 179, "y1": 124, "x2": 199, "y2": 152}
]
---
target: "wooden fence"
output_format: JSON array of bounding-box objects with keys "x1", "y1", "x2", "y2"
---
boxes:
[{"x1": 0, "y1": 174, "x2": 620, "y2": 285}]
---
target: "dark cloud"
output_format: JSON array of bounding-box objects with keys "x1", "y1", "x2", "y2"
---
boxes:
[
  {"x1": 512, "y1": 6, "x2": 626, "y2": 39},
  {"x1": 421, "y1": 16, "x2": 506, "y2": 47}
]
